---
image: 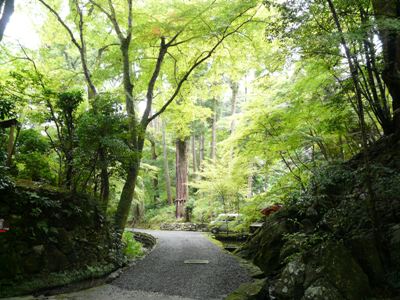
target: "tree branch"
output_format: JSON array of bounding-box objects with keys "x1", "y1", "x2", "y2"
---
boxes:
[
  {"x1": 141, "y1": 36, "x2": 168, "y2": 126},
  {"x1": 147, "y1": 8, "x2": 256, "y2": 125},
  {"x1": 38, "y1": 0, "x2": 81, "y2": 50}
]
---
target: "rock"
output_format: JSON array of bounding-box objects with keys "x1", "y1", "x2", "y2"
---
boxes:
[
  {"x1": 24, "y1": 253, "x2": 43, "y2": 274},
  {"x1": 33, "y1": 244, "x2": 44, "y2": 255},
  {"x1": 389, "y1": 224, "x2": 400, "y2": 267},
  {"x1": 347, "y1": 235, "x2": 385, "y2": 284},
  {"x1": 0, "y1": 252, "x2": 22, "y2": 278},
  {"x1": 160, "y1": 222, "x2": 198, "y2": 231},
  {"x1": 225, "y1": 279, "x2": 268, "y2": 300},
  {"x1": 304, "y1": 242, "x2": 371, "y2": 300},
  {"x1": 302, "y1": 278, "x2": 342, "y2": 300},
  {"x1": 45, "y1": 246, "x2": 69, "y2": 272},
  {"x1": 269, "y1": 257, "x2": 306, "y2": 299},
  {"x1": 251, "y1": 217, "x2": 295, "y2": 275},
  {"x1": 57, "y1": 228, "x2": 74, "y2": 253}
]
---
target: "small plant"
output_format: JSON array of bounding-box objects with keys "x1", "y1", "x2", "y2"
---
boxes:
[{"x1": 122, "y1": 231, "x2": 144, "y2": 259}]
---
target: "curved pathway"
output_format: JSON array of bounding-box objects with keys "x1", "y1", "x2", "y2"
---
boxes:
[{"x1": 10, "y1": 230, "x2": 252, "y2": 300}]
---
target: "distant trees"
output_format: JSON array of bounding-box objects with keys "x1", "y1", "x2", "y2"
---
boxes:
[
  {"x1": 35, "y1": 0, "x2": 258, "y2": 231},
  {"x1": 5, "y1": 0, "x2": 395, "y2": 233}
]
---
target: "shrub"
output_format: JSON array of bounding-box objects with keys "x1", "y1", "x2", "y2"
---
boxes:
[{"x1": 122, "y1": 231, "x2": 143, "y2": 259}]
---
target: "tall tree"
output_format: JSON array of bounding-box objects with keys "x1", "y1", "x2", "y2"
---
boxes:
[
  {"x1": 175, "y1": 138, "x2": 189, "y2": 219},
  {"x1": 210, "y1": 98, "x2": 218, "y2": 161},
  {"x1": 191, "y1": 134, "x2": 197, "y2": 174},
  {"x1": 0, "y1": 0, "x2": 14, "y2": 42},
  {"x1": 39, "y1": 0, "x2": 111, "y2": 206},
  {"x1": 162, "y1": 120, "x2": 173, "y2": 205},
  {"x1": 229, "y1": 80, "x2": 239, "y2": 134},
  {"x1": 39, "y1": 0, "x2": 258, "y2": 231},
  {"x1": 372, "y1": 0, "x2": 400, "y2": 132}
]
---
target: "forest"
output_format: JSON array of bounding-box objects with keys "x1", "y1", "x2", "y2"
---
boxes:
[{"x1": 0, "y1": 0, "x2": 400, "y2": 299}]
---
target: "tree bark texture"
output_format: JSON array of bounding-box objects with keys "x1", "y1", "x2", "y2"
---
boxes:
[
  {"x1": 162, "y1": 121, "x2": 173, "y2": 205},
  {"x1": 210, "y1": 99, "x2": 217, "y2": 161},
  {"x1": 372, "y1": 0, "x2": 400, "y2": 132},
  {"x1": 191, "y1": 135, "x2": 197, "y2": 174},
  {"x1": 175, "y1": 138, "x2": 189, "y2": 219},
  {"x1": 199, "y1": 133, "x2": 205, "y2": 168},
  {"x1": 6, "y1": 124, "x2": 15, "y2": 167},
  {"x1": 150, "y1": 138, "x2": 160, "y2": 203},
  {"x1": 99, "y1": 147, "x2": 110, "y2": 210},
  {"x1": 114, "y1": 161, "x2": 140, "y2": 231},
  {"x1": 230, "y1": 81, "x2": 239, "y2": 134},
  {"x1": 0, "y1": 0, "x2": 14, "y2": 42}
]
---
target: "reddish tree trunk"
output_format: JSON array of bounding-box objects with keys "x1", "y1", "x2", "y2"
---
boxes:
[{"x1": 175, "y1": 138, "x2": 188, "y2": 219}]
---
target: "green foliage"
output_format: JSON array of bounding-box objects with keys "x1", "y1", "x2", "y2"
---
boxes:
[
  {"x1": 282, "y1": 231, "x2": 332, "y2": 263},
  {"x1": 17, "y1": 129, "x2": 50, "y2": 154},
  {"x1": 0, "y1": 165, "x2": 14, "y2": 190},
  {"x1": 192, "y1": 158, "x2": 248, "y2": 222},
  {"x1": 122, "y1": 231, "x2": 144, "y2": 259},
  {"x1": 0, "y1": 98, "x2": 15, "y2": 120},
  {"x1": 143, "y1": 205, "x2": 176, "y2": 228},
  {"x1": 15, "y1": 129, "x2": 56, "y2": 184}
]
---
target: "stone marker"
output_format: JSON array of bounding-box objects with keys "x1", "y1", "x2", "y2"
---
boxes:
[{"x1": 184, "y1": 259, "x2": 209, "y2": 264}]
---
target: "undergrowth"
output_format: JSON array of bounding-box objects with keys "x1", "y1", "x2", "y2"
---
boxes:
[{"x1": 122, "y1": 231, "x2": 144, "y2": 258}]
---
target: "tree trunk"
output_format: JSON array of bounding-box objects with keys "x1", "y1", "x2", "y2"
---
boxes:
[
  {"x1": 114, "y1": 161, "x2": 140, "y2": 231},
  {"x1": 210, "y1": 99, "x2": 217, "y2": 161},
  {"x1": 247, "y1": 173, "x2": 253, "y2": 198},
  {"x1": 0, "y1": 0, "x2": 14, "y2": 42},
  {"x1": 99, "y1": 147, "x2": 110, "y2": 210},
  {"x1": 162, "y1": 121, "x2": 173, "y2": 205},
  {"x1": 65, "y1": 150, "x2": 74, "y2": 190},
  {"x1": 150, "y1": 138, "x2": 159, "y2": 203},
  {"x1": 6, "y1": 125, "x2": 15, "y2": 167},
  {"x1": 191, "y1": 135, "x2": 197, "y2": 174},
  {"x1": 230, "y1": 81, "x2": 239, "y2": 134},
  {"x1": 372, "y1": 0, "x2": 400, "y2": 133},
  {"x1": 175, "y1": 138, "x2": 188, "y2": 219},
  {"x1": 199, "y1": 133, "x2": 205, "y2": 168}
]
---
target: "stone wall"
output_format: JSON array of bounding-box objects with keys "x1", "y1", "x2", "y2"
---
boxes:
[
  {"x1": 0, "y1": 184, "x2": 125, "y2": 297},
  {"x1": 237, "y1": 134, "x2": 400, "y2": 299},
  {"x1": 131, "y1": 231, "x2": 157, "y2": 249},
  {"x1": 160, "y1": 222, "x2": 208, "y2": 231}
]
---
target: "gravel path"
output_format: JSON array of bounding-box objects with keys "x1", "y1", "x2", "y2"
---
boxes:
[
  {"x1": 112, "y1": 230, "x2": 252, "y2": 299},
  {"x1": 7, "y1": 230, "x2": 252, "y2": 300}
]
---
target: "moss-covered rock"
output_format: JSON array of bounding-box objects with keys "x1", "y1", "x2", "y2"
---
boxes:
[
  {"x1": 302, "y1": 278, "x2": 342, "y2": 300},
  {"x1": 304, "y1": 242, "x2": 370, "y2": 299},
  {"x1": 238, "y1": 134, "x2": 400, "y2": 299},
  {"x1": 239, "y1": 209, "x2": 298, "y2": 276},
  {"x1": 225, "y1": 279, "x2": 268, "y2": 300},
  {"x1": 269, "y1": 257, "x2": 306, "y2": 299},
  {"x1": 0, "y1": 184, "x2": 125, "y2": 297},
  {"x1": 347, "y1": 234, "x2": 385, "y2": 284}
]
